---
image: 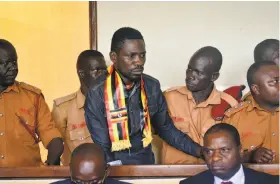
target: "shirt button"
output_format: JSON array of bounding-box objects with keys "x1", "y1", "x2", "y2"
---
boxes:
[
  {"x1": 1, "y1": 155, "x2": 5, "y2": 159},
  {"x1": 272, "y1": 132, "x2": 276, "y2": 136},
  {"x1": 250, "y1": 145, "x2": 255, "y2": 150},
  {"x1": 0, "y1": 133, "x2": 3, "y2": 136},
  {"x1": 0, "y1": 113, "x2": 3, "y2": 117},
  {"x1": 80, "y1": 137, "x2": 84, "y2": 140}
]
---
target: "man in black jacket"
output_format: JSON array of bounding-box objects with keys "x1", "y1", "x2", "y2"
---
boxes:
[
  {"x1": 84, "y1": 27, "x2": 202, "y2": 164},
  {"x1": 180, "y1": 123, "x2": 279, "y2": 184}
]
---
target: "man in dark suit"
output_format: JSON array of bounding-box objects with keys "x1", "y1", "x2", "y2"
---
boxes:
[
  {"x1": 180, "y1": 123, "x2": 279, "y2": 184},
  {"x1": 51, "y1": 143, "x2": 130, "y2": 184}
]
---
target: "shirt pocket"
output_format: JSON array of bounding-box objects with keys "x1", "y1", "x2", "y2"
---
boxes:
[
  {"x1": 14, "y1": 107, "x2": 36, "y2": 144},
  {"x1": 172, "y1": 116, "x2": 190, "y2": 134},
  {"x1": 67, "y1": 125, "x2": 92, "y2": 150},
  {"x1": 241, "y1": 132, "x2": 264, "y2": 151}
]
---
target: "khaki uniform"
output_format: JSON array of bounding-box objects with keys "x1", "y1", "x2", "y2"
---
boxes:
[
  {"x1": 52, "y1": 90, "x2": 93, "y2": 165},
  {"x1": 0, "y1": 82, "x2": 62, "y2": 167},
  {"x1": 224, "y1": 99, "x2": 279, "y2": 163},
  {"x1": 242, "y1": 91, "x2": 254, "y2": 101},
  {"x1": 162, "y1": 86, "x2": 238, "y2": 164}
]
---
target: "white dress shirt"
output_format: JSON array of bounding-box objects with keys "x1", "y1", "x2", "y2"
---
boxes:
[{"x1": 214, "y1": 165, "x2": 245, "y2": 184}]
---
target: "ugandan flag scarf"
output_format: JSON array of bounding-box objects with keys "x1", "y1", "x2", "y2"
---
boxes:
[{"x1": 104, "y1": 65, "x2": 153, "y2": 152}]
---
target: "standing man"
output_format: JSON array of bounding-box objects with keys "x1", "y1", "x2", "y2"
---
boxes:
[
  {"x1": 0, "y1": 39, "x2": 63, "y2": 166},
  {"x1": 52, "y1": 50, "x2": 107, "y2": 165},
  {"x1": 84, "y1": 27, "x2": 203, "y2": 165}
]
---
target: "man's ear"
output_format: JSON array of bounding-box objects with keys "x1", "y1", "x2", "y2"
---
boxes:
[
  {"x1": 211, "y1": 72, "x2": 220, "y2": 82},
  {"x1": 251, "y1": 84, "x2": 260, "y2": 95},
  {"x1": 109, "y1": 51, "x2": 117, "y2": 64},
  {"x1": 78, "y1": 69, "x2": 85, "y2": 79}
]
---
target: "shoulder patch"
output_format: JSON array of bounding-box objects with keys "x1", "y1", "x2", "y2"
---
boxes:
[
  {"x1": 54, "y1": 92, "x2": 76, "y2": 106},
  {"x1": 19, "y1": 82, "x2": 41, "y2": 94},
  {"x1": 224, "y1": 100, "x2": 251, "y2": 117}
]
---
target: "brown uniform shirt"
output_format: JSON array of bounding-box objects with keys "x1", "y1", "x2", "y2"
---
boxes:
[
  {"x1": 224, "y1": 99, "x2": 279, "y2": 163},
  {"x1": 162, "y1": 86, "x2": 238, "y2": 164},
  {"x1": 52, "y1": 90, "x2": 93, "y2": 165},
  {"x1": 0, "y1": 82, "x2": 62, "y2": 167}
]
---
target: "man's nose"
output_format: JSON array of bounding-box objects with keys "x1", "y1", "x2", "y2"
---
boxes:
[{"x1": 212, "y1": 150, "x2": 222, "y2": 162}]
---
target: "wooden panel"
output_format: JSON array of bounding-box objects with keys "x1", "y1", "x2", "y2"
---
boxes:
[
  {"x1": 0, "y1": 164, "x2": 278, "y2": 178},
  {"x1": 89, "y1": 1, "x2": 97, "y2": 50}
]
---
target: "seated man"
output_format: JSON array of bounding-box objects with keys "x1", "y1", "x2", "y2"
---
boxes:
[
  {"x1": 0, "y1": 39, "x2": 63, "y2": 166},
  {"x1": 180, "y1": 123, "x2": 279, "y2": 184},
  {"x1": 51, "y1": 143, "x2": 130, "y2": 184},
  {"x1": 52, "y1": 50, "x2": 107, "y2": 165},
  {"x1": 162, "y1": 46, "x2": 239, "y2": 164},
  {"x1": 243, "y1": 38, "x2": 279, "y2": 101},
  {"x1": 224, "y1": 61, "x2": 279, "y2": 163}
]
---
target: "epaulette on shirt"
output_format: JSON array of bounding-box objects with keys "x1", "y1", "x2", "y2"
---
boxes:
[
  {"x1": 164, "y1": 86, "x2": 182, "y2": 93},
  {"x1": 224, "y1": 100, "x2": 251, "y2": 118},
  {"x1": 19, "y1": 82, "x2": 41, "y2": 95},
  {"x1": 54, "y1": 92, "x2": 76, "y2": 106}
]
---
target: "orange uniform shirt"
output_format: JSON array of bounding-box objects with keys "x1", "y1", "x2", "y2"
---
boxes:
[
  {"x1": 0, "y1": 82, "x2": 61, "y2": 167},
  {"x1": 52, "y1": 90, "x2": 93, "y2": 165},
  {"x1": 162, "y1": 86, "x2": 238, "y2": 164},
  {"x1": 224, "y1": 99, "x2": 279, "y2": 163}
]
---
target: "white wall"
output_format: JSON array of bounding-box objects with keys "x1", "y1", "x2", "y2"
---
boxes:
[{"x1": 97, "y1": 1, "x2": 279, "y2": 92}]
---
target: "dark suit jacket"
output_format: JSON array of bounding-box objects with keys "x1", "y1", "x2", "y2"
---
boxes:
[
  {"x1": 180, "y1": 166, "x2": 279, "y2": 184},
  {"x1": 50, "y1": 178, "x2": 131, "y2": 184}
]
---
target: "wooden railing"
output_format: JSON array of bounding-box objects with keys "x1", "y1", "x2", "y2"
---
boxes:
[{"x1": 0, "y1": 164, "x2": 278, "y2": 178}]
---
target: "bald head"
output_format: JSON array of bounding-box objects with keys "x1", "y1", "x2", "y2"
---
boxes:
[
  {"x1": 186, "y1": 46, "x2": 222, "y2": 92},
  {"x1": 70, "y1": 143, "x2": 107, "y2": 182},
  {"x1": 0, "y1": 39, "x2": 16, "y2": 54},
  {"x1": 254, "y1": 39, "x2": 279, "y2": 65},
  {"x1": 0, "y1": 39, "x2": 18, "y2": 87},
  {"x1": 190, "y1": 46, "x2": 223, "y2": 72}
]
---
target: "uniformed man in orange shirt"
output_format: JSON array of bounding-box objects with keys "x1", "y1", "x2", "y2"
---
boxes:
[
  {"x1": 162, "y1": 46, "x2": 240, "y2": 164},
  {"x1": 224, "y1": 61, "x2": 279, "y2": 164},
  {"x1": 52, "y1": 50, "x2": 107, "y2": 165},
  {"x1": 0, "y1": 39, "x2": 63, "y2": 167},
  {"x1": 243, "y1": 39, "x2": 279, "y2": 101}
]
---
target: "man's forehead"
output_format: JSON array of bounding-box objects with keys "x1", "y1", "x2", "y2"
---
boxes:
[
  {"x1": 257, "y1": 65, "x2": 279, "y2": 79},
  {"x1": 189, "y1": 56, "x2": 212, "y2": 69},
  {"x1": 204, "y1": 132, "x2": 234, "y2": 148},
  {"x1": 0, "y1": 48, "x2": 17, "y2": 60},
  {"x1": 121, "y1": 39, "x2": 146, "y2": 53}
]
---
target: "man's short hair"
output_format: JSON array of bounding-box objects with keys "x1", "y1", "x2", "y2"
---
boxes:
[
  {"x1": 77, "y1": 50, "x2": 104, "y2": 69},
  {"x1": 247, "y1": 61, "x2": 276, "y2": 92},
  {"x1": 190, "y1": 46, "x2": 223, "y2": 72},
  {"x1": 110, "y1": 27, "x2": 144, "y2": 53},
  {"x1": 204, "y1": 123, "x2": 241, "y2": 147},
  {"x1": 254, "y1": 39, "x2": 279, "y2": 62},
  {"x1": 0, "y1": 39, "x2": 16, "y2": 53}
]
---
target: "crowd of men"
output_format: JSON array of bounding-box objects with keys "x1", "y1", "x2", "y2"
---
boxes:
[{"x1": 0, "y1": 26, "x2": 279, "y2": 183}]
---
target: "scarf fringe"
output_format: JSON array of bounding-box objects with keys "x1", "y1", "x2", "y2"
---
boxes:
[
  {"x1": 142, "y1": 134, "x2": 153, "y2": 148},
  {"x1": 111, "y1": 140, "x2": 132, "y2": 152}
]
